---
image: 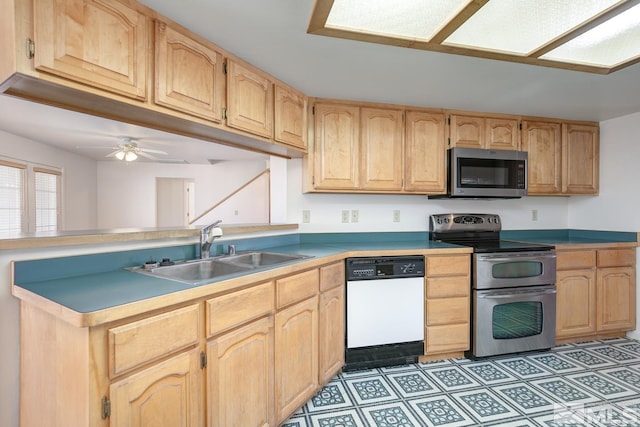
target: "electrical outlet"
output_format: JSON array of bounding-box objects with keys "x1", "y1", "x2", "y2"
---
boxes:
[
  {"x1": 351, "y1": 210, "x2": 359, "y2": 223},
  {"x1": 302, "y1": 210, "x2": 311, "y2": 223},
  {"x1": 531, "y1": 209, "x2": 538, "y2": 221},
  {"x1": 393, "y1": 210, "x2": 400, "y2": 222},
  {"x1": 342, "y1": 210, "x2": 350, "y2": 223}
]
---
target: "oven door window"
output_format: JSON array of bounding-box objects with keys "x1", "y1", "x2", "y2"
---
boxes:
[
  {"x1": 492, "y1": 301, "x2": 543, "y2": 339},
  {"x1": 492, "y1": 260, "x2": 543, "y2": 279}
]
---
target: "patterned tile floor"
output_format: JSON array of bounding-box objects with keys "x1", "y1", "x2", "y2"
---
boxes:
[{"x1": 282, "y1": 338, "x2": 640, "y2": 427}]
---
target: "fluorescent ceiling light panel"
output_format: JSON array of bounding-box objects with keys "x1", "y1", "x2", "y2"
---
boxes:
[
  {"x1": 327, "y1": 0, "x2": 469, "y2": 40},
  {"x1": 443, "y1": 0, "x2": 620, "y2": 55},
  {"x1": 308, "y1": 0, "x2": 640, "y2": 74},
  {"x1": 541, "y1": 3, "x2": 640, "y2": 67}
]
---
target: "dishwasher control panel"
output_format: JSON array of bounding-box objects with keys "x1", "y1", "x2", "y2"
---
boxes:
[{"x1": 346, "y1": 256, "x2": 425, "y2": 280}]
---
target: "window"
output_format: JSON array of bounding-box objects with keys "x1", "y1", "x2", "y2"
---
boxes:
[
  {"x1": 34, "y1": 167, "x2": 61, "y2": 232},
  {"x1": 0, "y1": 158, "x2": 62, "y2": 233},
  {"x1": 0, "y1": 160, "x2": 26, "y2": 233}
]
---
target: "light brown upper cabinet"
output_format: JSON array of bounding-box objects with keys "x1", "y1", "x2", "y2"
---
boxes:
[
  {"x1": 307, "y1": 101, "x2": 447, "y2": 194},
  {"x1": 522, "y1": 120, "x2": 599, "y2": 195},
  {"x1": 311, "y1": 102, "x2": 360, "y2": 190},
  {"x1": 405, "y1": 111, "x2": 446, "y2": 193},
  {"x1": 226, "y1": 59, "x2": 274, "y2": 138},
  {"x1": 154, "y1": 20, "x2": 225, "y2": 122},
  {"x1": 449, "y1": 114, "x2": 519, "y2": 150},
  {"x1": 360, "y1": 107, "x2": 404, "y2": 191},
  {"x1": 33, "y1": 0, "x2": 149, "y2": 100},
  {"x1": 562, "y1": 123, "x2": 599, "y2": 194},
  {"x1": 274, "y1": 83, "x2": 307, "y2": 150}
]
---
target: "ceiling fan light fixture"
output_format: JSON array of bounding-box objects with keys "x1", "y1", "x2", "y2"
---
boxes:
[
  {"x1": 124, "y1": 151, "x2": 138, "y2": 162},
  {"x1": 115, "y1": 150, "x2": 126, "y2": 160}
]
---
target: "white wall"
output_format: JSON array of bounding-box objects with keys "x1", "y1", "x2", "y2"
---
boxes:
[
  {"x1": 0, "y1": 130, "x2": 98, "y2": 230},
  {"x1": 287, "y1": 159, "x2": 570, "y2": 233},
  {"x1": 96, "y1": 159, "x2": 270, "y2": 228}
]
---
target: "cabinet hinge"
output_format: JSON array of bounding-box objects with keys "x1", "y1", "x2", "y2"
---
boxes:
[
  {"x1": 447, "y1": 117, "x2": 451, "y2": 125},
  {"x1": 200, "y1": 351, "x2": 207, "y2": 369},
  {"x1": 101, "y1": 396, "x2": 111, "y2": 419},
  {"x1": 26, "y1": 38, "x2": 35, "y2": 59},
  {"x1": 222, "y1": 107, "x2": 227, "y2": 120},
  {"x1": 447, "y1": 137, "x2": 451, "y2": 146},
  {"x1": 223, "y1": 62, "x2": 227, "y2": 74},
  {"x1": 519, "y1": 123, "x2": 523, "y2": 130},
  {"x1": 312, "y1": 106, "x2": 315, "y2": 115}
]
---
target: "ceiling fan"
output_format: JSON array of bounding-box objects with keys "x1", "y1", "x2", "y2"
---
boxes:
[{"x1": 77, "y1": 136, "x2": 183, "y2": 162}]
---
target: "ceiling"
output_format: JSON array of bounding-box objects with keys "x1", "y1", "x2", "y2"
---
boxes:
[{"x1": 2, "y1": 0, "x2": 640, "y2": 163}]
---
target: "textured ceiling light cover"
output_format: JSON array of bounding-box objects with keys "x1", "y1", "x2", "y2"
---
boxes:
[
  {"x1": 443, "y1": 0, "x2": 620, "y2": 55},
  {"x1": 327, "y1": 0, "x2": 469, "y2": 40},
  {"x1": 541, "y1": 3, "x2": 640, "y2": 67}
]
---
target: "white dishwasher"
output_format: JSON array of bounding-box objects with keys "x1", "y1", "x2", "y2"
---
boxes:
[{"x1": 345, "y1": 255, "x2": 425, "y2": 371}]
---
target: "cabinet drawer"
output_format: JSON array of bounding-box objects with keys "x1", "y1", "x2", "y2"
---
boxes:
[
  {"x1": 557, "y1": 250, "x2": 596, "y2": 270},
  {"x1": 426, "y1": 276, "x2": 469, "y2": 298},
  {"x1": 597, "y1": 249, "x2": 635, "y2": 267},
  {"x1": 109, "y1": 304, "x2": 200, "y2": 377},
  {"x1": 426, "y1": 255, "x2": 470, "y2": 277},
  {"x1": 426, "y1": 323, "x2": 469, "y2": 354},
  {"x1": 206, "y1": 281, "x2": 274, "y2": 337},
  {"x1": 276, "y1": 269, "x2": 319, "y2": 308},
  {"x1": 426, "y1": 297, "x2": 469, "y2": 325},
  {"x1": 320, "y1": 262, "x2": 345, "y2": 292}
]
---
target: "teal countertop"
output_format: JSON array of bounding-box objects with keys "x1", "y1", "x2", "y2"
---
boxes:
[
  {"x1": 13, "y1": 233, "x2": 460, "y2": 314},
  {"x1": 12, "y1": 230, "x2": 636, "y2": 315}
]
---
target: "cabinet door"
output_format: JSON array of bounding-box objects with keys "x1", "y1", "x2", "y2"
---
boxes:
[
  {"x1": 275, "y1": 296, "x2": 318, "y2": 423},
  {"x1": 404, "y1": 111, "x2": 446, "y2": 193},
  {"x1": 597, "y1": 267, "x2": 635, "y2": 332},
  {"x1": 33, "y1": 0, "x2": 148, "y2": 100},
  {"x1": 110, "y1": 348, "x2": 202, "y2": 427},
  {"x1": 521, "y1": 121, "x2": 562, "y2": 194},
  {"x1": 449, "y1": 115, "x2": 484, "y2": 149},
  {"x1": 226, "y1": 59, "x2": 274, "y2": 137},
  {"x1": 208, "y1": 316, "x2": 274, "y2": 427},
  {"x1": 562, "y1": 123, "x2": 599, "y2": 194},
  {"x1": 274, "y1": 83, "x2": 307, "y2": 149},
  {"x1": 319, "y1": 285, "x2": 344, "y2": 384},
  {"x1": 485, "y1": 118, "x2": 519, "y2": 150},
  {"x1": 556, "y1": 269, "x2": 596, "y2": 339},
  {"x1": 360, "y1": 107, "x2": 403, "y2": 190},
  {"x1": 312, "y1": 103, "x2": 359, "y2": 189},
  {"x1": 154, "y1": 20, "x2": 225, "y2": 122}
]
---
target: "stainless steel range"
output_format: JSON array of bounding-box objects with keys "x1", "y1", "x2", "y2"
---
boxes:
[{"x1": 430, "y1": 213, "x2": 557, "y2": 358}]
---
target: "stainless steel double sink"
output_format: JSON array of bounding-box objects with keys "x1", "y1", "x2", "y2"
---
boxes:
[{"x1": 130, "y1": 251, "x2": 310, "y2": 285}]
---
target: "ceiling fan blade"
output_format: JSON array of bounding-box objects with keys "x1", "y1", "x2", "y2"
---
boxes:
[
  {"x1": 140, "y1": 148, "x2": 168, "y2": 155},
  {"x1": 75, "y1": 145, "x2": 118, "y2": 150},
  {"x1": 105, "y1": 149, "x2": 120, "y2": 158},
  {"x1": 137, "y1": 151, "x2": 159, "y2": 160}
]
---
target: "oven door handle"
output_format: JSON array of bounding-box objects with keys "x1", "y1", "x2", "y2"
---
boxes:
[
  {"x1": 476, "y1": 253, "x2": 556, "y2": 262},
  {"x1": 477, "y1": 288, "x2": 557, "y2": 299}
]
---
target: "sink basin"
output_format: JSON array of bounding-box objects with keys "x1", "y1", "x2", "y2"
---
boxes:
[
  {"x1": 131, "y1": 259, "x2": 253, "y2": 285},
  {"x1": 217, "y1": 251, "x2": 309, "y2": 267}
]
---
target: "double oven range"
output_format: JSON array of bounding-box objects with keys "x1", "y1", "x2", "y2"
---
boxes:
[{"x1": 430, "y1": 213, "x2": 557, "y2": 358}]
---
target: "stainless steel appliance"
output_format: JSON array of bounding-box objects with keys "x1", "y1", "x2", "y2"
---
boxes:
[
  {"x1": 345, "y1": 256, "x2": 425, "y2": 371},
  {"x1": 430, "y1": 147, "x2": 527, "y2": 199},
  {"x1": 430, "y1": 213, "x2": 556, "y2": 358}
]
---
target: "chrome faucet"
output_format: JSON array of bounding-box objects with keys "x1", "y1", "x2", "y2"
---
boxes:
[{"x1": 200, "y1": 220, "x2": 223, "y2": 259}]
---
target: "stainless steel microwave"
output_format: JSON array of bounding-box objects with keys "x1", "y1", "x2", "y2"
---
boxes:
[{"x1": 440, "y1": 147, "x2": 528, "y2": 199}]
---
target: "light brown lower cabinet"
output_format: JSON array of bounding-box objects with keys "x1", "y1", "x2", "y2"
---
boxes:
[
  {"x1": 556, "y1": 248, "x2": 636, "y2": 343},
  {"x1": 18, "y1": 256, "x2": 480, "y2": 426},
  {"x1": 424, "y1": 255, "x2": 471, "y2": 357},
  {"x1": 275, "y1": 296, "x2": 319, "y2": 423},
  {"x1": 207, "y1": 316, "x2": 274, "y2": 427},
  {"x1": 110, "y1": 348, "x2": 203, "y2": 427}
]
